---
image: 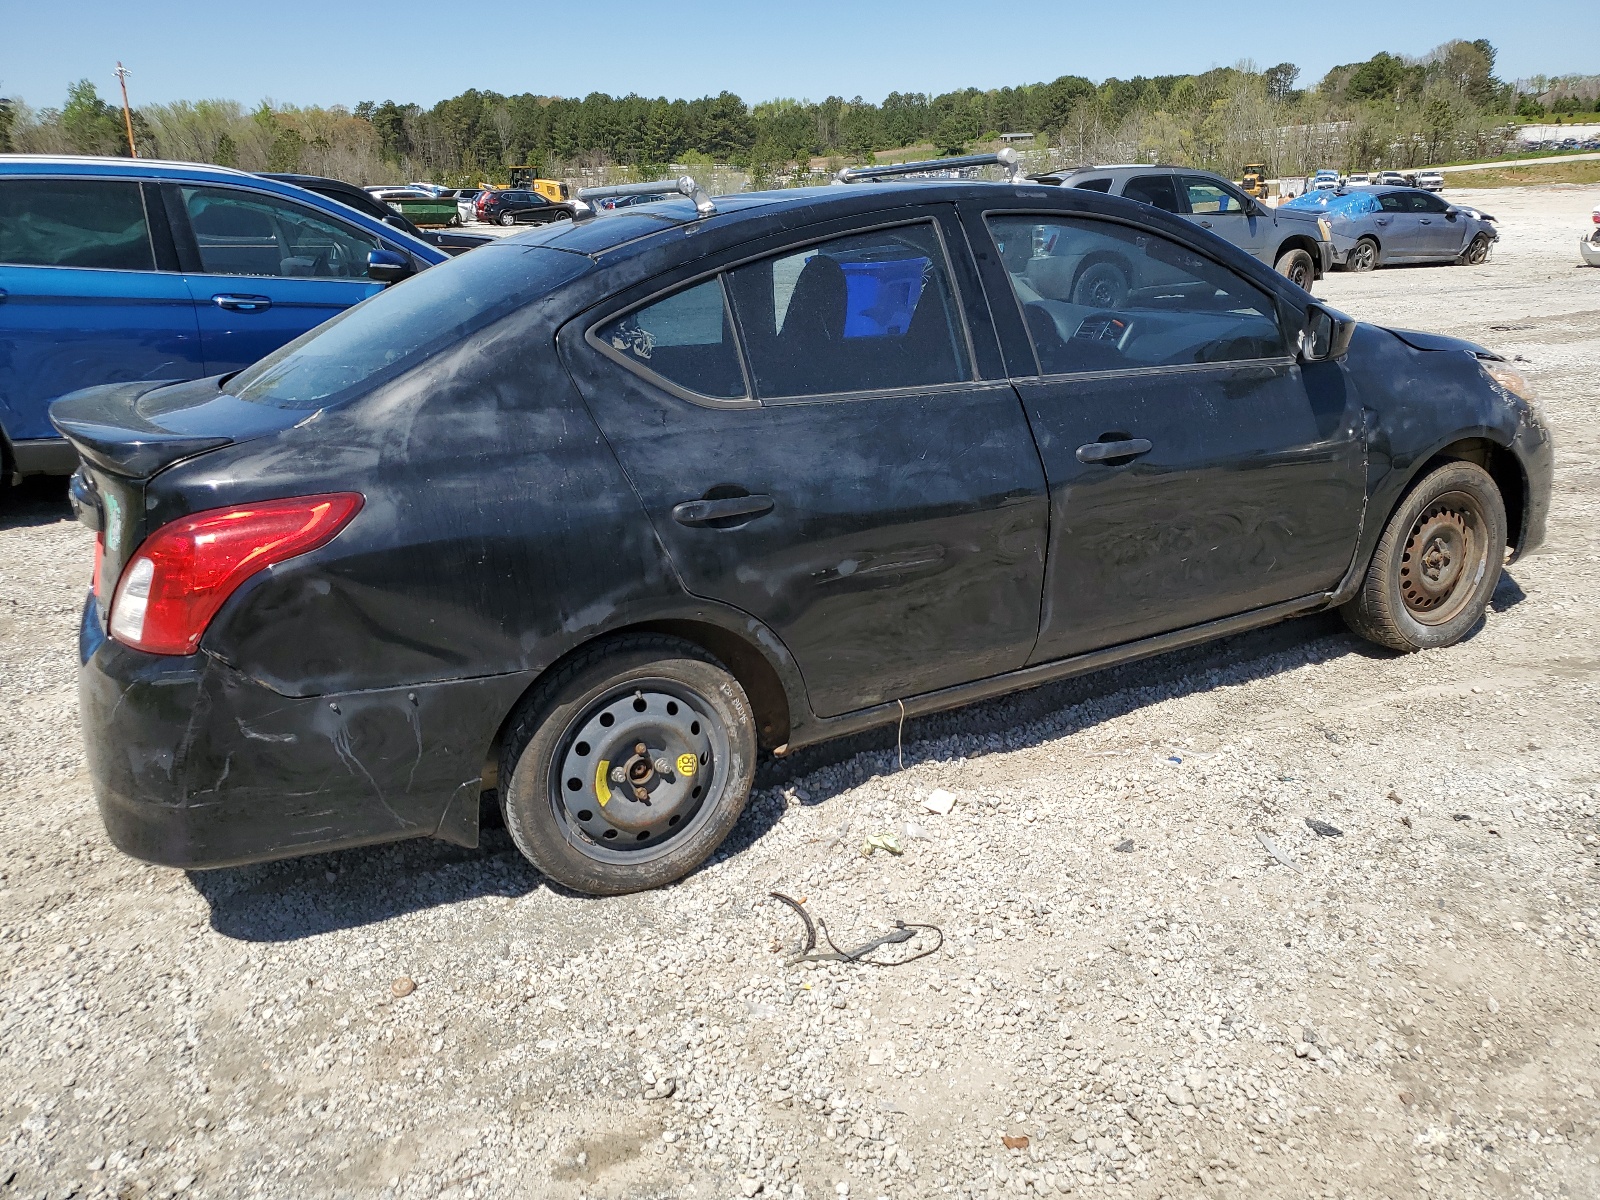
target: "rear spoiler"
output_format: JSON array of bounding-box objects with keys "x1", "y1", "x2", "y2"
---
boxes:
[{"x1": 50, "y1": 381, "x2": 230, "y2": 479}]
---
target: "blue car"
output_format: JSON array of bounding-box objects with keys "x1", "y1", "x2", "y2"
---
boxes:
[
  {"x1": 0, "y1": 156, "x2": 450, "y2": 481},
  {"x1": 1282, "y1": 186, "x2": 1498, "y2": 273}
]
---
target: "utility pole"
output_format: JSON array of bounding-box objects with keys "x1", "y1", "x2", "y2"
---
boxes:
[{"x1": 114, "y1": 62, "x2": 137, "y2": 158}]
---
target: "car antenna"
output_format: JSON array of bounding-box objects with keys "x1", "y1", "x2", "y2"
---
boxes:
[
  {"x1": 833, "y1": 147, "x2": 1024, "y2": 186},
  {"x1": 572, "y1": 176, "x2": 716, "y2": 221}
]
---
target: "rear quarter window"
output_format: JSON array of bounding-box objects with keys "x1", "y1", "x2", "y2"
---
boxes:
[
  {"x1": 1072, "y1": 178, "x2": 1113, "y2": 193},
  {"x1": 0, "y1": 178, "x2": 156, "y2": 271}
]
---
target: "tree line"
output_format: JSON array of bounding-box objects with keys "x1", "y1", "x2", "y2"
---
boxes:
[{"x1": 3, "y1": 39, "x2": 1591, "y2": 186}]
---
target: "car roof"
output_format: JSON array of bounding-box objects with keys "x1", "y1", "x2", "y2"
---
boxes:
[{"x1": 0, "y1": 154, "x2": 448, "y2": 263}]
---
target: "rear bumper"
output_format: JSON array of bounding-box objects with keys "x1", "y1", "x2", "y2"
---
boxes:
[{"x1": 79, "y1": 596, "x2": 530, "y2": 869}]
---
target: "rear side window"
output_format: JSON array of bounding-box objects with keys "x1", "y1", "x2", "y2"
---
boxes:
[
  {"x1": 181, "y1": 186, "x2": 379, "y2": 280},
  {"x1": 724, "y1": 223, "x2": 971, "y2": 400},
  {"x1": 1072, "y1": 178, "x2": 1113, "y2": 193},
  {"x1": 987, "y1": 214, "x2": 1286, "y2": 375},
  {"x1": 595, "y1": 278, "x2": 746, "y2": 400},
  {"x1": 0, "y1": 178, "x2": 155, "y2": 271},
  {"x1": 225, "y1": 244, "x2": 591, "y2": 409},
  {"x1": 1121, "y1": 175, "x2": 1183, "y2": 213}
]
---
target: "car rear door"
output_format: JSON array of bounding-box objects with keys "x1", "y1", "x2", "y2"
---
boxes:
[
  {"x1": 164, "y1": 183, "x2": 384, "y2": 374},
  {"x1": 962, "y1": 202, "x2": 1366, "y2": 661},
  {"x1": 559, "y1": 209, "x2": 1050, "y2": 718},
  {"x1": 1372, "y1": 191, "x2": 1427, "y2": 260},
  {"x1": 0, "y1": 176, "x2": 201, "y2": 445}
]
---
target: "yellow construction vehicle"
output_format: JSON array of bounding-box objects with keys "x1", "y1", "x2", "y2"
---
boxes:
[
  {"x1": 506, "y1": 167, "x2": 571, "y2": 201},
  {"x1": 1239, "y1": 163, "x2": 1268, "y2": 199}
]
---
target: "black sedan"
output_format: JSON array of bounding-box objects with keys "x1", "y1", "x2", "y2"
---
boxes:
[{"x1": 54, "y1": 169, "x2": 1552, "y2": 895}]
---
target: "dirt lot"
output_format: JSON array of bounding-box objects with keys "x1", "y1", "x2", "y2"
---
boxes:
[{"x1": 2, "y1": 185, "x2": 1598, "y2": 1200}]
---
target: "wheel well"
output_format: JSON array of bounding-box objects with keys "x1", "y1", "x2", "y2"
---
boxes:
[
  {"x1": 1274, "y1": 235, "x2": 1320, "y2": 270},
  {"x1": 1422, "y1": 438, "x2": 1526, "y2": 552},
  {"x1": 480, "y1": 620, "x2": 793, "y2": 791}
]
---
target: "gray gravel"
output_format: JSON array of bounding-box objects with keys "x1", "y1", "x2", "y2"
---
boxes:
[{"x1": 2, "y1": 185, "x2": 1598, "y2": 1200}]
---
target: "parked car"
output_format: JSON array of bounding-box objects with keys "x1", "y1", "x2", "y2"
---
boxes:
[
  {"x1": 475, "y1": 188, "x2": 576, "y2": 227},
  {"x1": 1376, "y1": 171, "x2": 1411, "y2": 186},
  {"x1": 55, "y1": 164, "x2": 1551, "y2": 894},
  {"x1": 259, "y1": 173, "x2": 490, "y2": 255},
  {"x1": 1034, "y1": 164, "x2": 1331, "y2": 288},
  {"x1": 1346, "y1": 172, "x2": 1371, "y2": 186},
  {"x1": 1416, "y1": 171, "x2": 1446, "y2": 192},
  {"x1": 1283, "y1": 186, "x2": 1497, "y2": 271},
  {"x1": 0, "y1": 156, "x2": 449, "y2": 482},
  {"x1": 455, "y1": 188, "x2": 484, "y2": 223}
]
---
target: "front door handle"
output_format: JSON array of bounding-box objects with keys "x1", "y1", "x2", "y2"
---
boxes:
[
  {"x1": 213, "y1": 294, "x2": 272, "y2": 313},
  {"x1": 1076, "y1": 438, "x2": 1153, "y2": 464},
  {"x1": 671, "y1": 494, "x2": 775, "y2": 527}
]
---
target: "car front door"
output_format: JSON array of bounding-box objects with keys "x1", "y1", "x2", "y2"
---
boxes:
[
  {"x1": 560, "y1": 212, "x2": 1050, "y2": 718},
  {"x1": 1408, "y1": 191, "x2": 1468, "y2": 257},
  {"x1": 0, "y1": 176, "x2": 202, "y2": 445},
  {"x1": 1180, "y1": 175, "x2": 1270, "y2": 261},
  {"x1": 165, "y1": 184, "x2": 385, "y2": 374},
  {"x1": 964, "y1": 204, "x2": 1367, "y2": 661}
]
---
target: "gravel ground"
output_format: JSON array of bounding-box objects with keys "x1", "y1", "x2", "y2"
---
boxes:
[{"x1": 2, "y1": 185, "x2": 1598, "y2": 1200}]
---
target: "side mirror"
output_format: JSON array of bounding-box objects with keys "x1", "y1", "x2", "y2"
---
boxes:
[
  {"x1": 367, "y1": 249, "x2": 414, "y2": 285},
  {"x1": 1444, "y1": 206, "x2": 1460, "y2": 218},
  {"x1": 1300, "y1": 303, "x2": 1356, "y2": 362}
]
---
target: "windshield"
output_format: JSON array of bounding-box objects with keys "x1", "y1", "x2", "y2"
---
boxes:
[{"x1": 225, "y1": 245, "x2": 591, "y2": 409}]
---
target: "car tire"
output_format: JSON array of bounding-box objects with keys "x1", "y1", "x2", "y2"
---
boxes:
[
  {"x1": 498, "y1": 211, "x2": 517, "y2": 227},
  {"x1": 1341, "y1": 461, "x2": 1507, "y2": 653},
  {"x1": 499, "y1": 635, "x2": 757, "y2": 895},
  {"x1": 1345, "y1": 237, "x2": 1379, "y2": 273},
  {"x1": 1274, "y1": 248, "x2": 1316, "y2": 290},
  {"x1": 1460, "y1": 233, "x2": 1492, "y2": 265},
  {"x1": 1071, "y1": 260, "x2": 1130, "y2": 308}
]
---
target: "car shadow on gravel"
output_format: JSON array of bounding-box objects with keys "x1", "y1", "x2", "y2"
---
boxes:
[
  {"x1": 188, "y1": 571, "x2": 1527, "y2": 942},
  {"x1": 0, "y1": 475, "x2": 72, "y2": 528}
]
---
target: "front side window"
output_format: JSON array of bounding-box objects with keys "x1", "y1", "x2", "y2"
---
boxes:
[
  {"x1": 594, "y1": 278, "x2": 745, "y2": 399},
  {"x1": 724, "y1": 223, "x2": 971, "y2": 399},
  {"x1": 181, "y1": 186, "x2": 379, "y2": 279},
  {"x1": 1182, "y1": 177, "x2": 1244, "y2": 215},
  {"x1": 0, "y1": 178, "x2": 155, "y2": 271},
  {"x1": 987, "y1": 213, "x2": 1287, "y2": 376},
  {"x1": 1121, "y1": 175, "x2": 1182, "y2": 213}
]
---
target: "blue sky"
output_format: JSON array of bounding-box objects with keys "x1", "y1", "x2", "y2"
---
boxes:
[{"x1": 1, "y1": 0, "x2": 1589, "y2": 110}]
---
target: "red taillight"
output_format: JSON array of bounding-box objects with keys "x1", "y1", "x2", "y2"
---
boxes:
[{"x1": 108, "y1": 493, "x2": 362, "y2": 656}]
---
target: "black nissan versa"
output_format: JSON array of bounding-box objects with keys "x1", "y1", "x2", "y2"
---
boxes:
[{"x1": 53, "y1": 153, "x2": 1553, "y2": 895}]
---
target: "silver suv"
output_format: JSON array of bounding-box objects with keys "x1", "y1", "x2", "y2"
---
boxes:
[{"x1": 1034, "y1": 165, "x2": 1333, "y2": 290}]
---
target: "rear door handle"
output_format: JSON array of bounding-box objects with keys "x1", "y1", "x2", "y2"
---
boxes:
[
  {"x1": 213, "y1": 294, "x2": 272, "y2": 313},
  {"x1": 671, "y1": 494, "x2": 775, "y2": 526},
  {"x1": 1076, "y1": 438, "x2": 1153, "y2": 464}
]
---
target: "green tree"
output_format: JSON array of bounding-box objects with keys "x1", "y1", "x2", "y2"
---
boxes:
[
  {"x1": 933, "y1": 109, "x2": 978, "y2": 156},
  {"x1": 61, "y1": 80, "x2": 126, "y2": 155}
]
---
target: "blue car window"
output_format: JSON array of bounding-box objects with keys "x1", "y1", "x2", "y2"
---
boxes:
[
  {"x1": 182, "y1": 186, "x2": 379, "y2": 280},
  {"x1": 0, "y1": 178, "x2": 155, "y2": 271},
  {"x1": 725, "y1": 222, "x2": 971, "y2": 400},
  {"x1": 225, "y1": 245, "x2": 591, "y2": 410},
  {"x1": 987, "y1": 214, "x2": 1286, "y2": 376},
  {"x1": 595, "y1": 278, "x2": 746, "y2": 400}
]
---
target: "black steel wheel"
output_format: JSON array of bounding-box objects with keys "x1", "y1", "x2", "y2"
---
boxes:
[
  {"x1": 1072, "y1": 261, "x2": 1130, "y2": 308},
  {"x1": 1461, "y1": 233, "x2": 1492, "y2": 265},
  {"x1": 500, "y1": 635, "x2": 756, "y2": 894},
  {"x1": 1342, "y1": 461, "x2": 1507, "y2": 652},
  {"x1": 1274, "y1": 247, "x2": 1316, "y2": 290},
  {"x1": 1346, "y1": 237, "x2": 1379, "y2": 273}
]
